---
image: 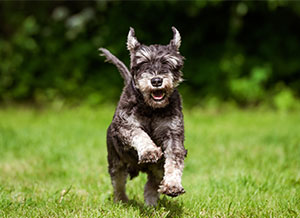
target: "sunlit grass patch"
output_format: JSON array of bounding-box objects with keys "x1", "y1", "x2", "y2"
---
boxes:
[{"x1": 0, "y1": 106, "x2": 299, "y2": 217}]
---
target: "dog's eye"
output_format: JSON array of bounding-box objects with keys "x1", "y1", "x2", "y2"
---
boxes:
[{"x1": 159, "y1": 70, "x2": 168, "y2": 75}]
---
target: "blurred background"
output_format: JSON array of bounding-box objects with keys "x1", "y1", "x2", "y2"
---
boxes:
[{"x1": 1, "y1": 0, "x2": 300, "y2": 110}]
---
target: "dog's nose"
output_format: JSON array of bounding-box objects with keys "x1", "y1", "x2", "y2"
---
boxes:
[{"x1": 151, "y1": 77, "x2": 163, "y2": 87}]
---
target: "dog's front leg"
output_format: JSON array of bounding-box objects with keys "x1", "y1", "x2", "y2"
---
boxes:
[
  {"x1": 158, "y1": 138, "x2": 186, "y2": 197},
  {"x1": 130, "y1": 128, "x2": 163, "y2": 164}
]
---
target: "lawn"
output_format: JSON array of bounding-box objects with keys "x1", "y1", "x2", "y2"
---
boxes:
[{"x1": 0, "y1": 106, "x2": 299, "y2": 217}]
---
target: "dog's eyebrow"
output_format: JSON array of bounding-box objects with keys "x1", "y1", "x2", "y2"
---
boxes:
[
  {"x1": 162, "y1": 54, "x2": 180, "y2": 68},
  {"x1": 136, "y1": 58, "x2": 148, "y2": 65}
]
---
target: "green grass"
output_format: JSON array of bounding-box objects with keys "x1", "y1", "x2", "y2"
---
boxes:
[{"x1": 0, "y1": 106, "x2": 299, "y2": 217}]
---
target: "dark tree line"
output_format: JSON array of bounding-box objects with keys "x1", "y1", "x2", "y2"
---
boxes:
[{"x1": 1, "y1": 1, "x2": 300, "y2": 107}]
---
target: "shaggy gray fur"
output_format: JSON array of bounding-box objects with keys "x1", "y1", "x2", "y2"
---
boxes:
[{"x1": 99, "y1": 27, "x2": 187, "y2": 206}]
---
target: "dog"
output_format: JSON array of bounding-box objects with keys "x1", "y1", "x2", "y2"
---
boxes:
[{"x1": 99, "y1": 27, "x2": 187, "y2": 206}]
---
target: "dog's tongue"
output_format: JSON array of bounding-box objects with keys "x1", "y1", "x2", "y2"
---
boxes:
[{"x1": 151, "y1": 90, "x2": 165, "y2": 100}]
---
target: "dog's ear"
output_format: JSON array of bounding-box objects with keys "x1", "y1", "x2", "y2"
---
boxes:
[
  {"x1": 170, "y1": 27, "x2": 181, "y2": 50},
  {"x1": 127, "y1": 27, "x2": 140, "y2": 52}
]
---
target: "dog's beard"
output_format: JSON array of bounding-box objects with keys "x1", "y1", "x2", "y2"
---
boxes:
[{"x1": 136, "y1": 76, "x2": 174, "y2": 109}]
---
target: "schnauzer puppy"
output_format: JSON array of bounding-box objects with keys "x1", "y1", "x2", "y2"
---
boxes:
[{"x1": 99, "y1": 27, "x2": 187, "y2": 206}]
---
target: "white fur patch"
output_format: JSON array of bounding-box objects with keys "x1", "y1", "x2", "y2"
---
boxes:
[
  {"x1": 136, "y1": 73, "x2": 152, "y2": 92},
  {"x1": 164, "y1": 54, "x2": 180, "y2": 67},
  {"x1": 136, "y1": 47, "x2": 152, "y2": 64},
  {"x1": 132, "y1": 129, "x2": 156, "y2": 158},
  {"x1": 162, "y1": 72, "x2": 174, "y2": 89},
  {"x1": 163, "y1": 154, "x2": 183, "y2": 186},
  {"x1": 119, "y1": 112, "x2": 158, "y2": 159},
  {"x1": 161, "y1": 137, "x2": 185, "y2": 189}
]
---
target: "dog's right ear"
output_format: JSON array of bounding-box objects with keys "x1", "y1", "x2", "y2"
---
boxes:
[
  {"x1": 127, "y1": 27, "x2": 140, "y2": 52},
  {"x1": 170, "y1": 27, "x2": 181, "y2": 50}
]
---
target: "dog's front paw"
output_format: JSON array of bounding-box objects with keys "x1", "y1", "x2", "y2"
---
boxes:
[
  {"x1": 138, "y1": 146, "x2": 163, "y2": 164},
  {"x1": 158, "y1": 180, "x2": 185, "y2": 197}
]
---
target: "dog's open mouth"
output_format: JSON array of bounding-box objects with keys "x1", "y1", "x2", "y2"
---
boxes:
[{"x1": 151, "y1": 90, "x2": 166, "y2": 101}]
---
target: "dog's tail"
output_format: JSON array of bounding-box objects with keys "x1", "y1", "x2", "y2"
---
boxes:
[{"x1": 99, "y1": 48, "x2": 131, "y2": 84}]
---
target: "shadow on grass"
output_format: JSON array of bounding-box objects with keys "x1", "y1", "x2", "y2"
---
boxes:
[{"x1": 127, "y1": 196, "x2": 184, "y2": 218}]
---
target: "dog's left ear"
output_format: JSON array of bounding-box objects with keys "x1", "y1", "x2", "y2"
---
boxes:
[{"x1": 170, "y1": 27, "x2": 181, "y2": 50}]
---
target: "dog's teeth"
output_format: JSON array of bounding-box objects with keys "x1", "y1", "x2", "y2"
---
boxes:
[{"x1": 151, "y1": 91, "x2": 165, "y2": 101}]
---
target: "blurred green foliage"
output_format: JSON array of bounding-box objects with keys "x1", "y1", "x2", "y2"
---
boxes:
[{"x1": 0, "y1": 1, "x2": 300, "y2": 108}]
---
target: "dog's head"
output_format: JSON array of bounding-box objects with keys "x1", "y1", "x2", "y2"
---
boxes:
[{"x1": 127, "y1": 27, "x2": 184, "y2": 108}]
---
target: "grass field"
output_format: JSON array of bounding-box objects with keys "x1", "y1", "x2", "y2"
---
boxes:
[{"x1": 0, "y1": 106, "x2": 299, "y2": 217}]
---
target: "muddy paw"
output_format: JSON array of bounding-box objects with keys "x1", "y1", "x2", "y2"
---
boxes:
[
  {"x1": 158, "y1": 181, "x2": 185, "y2": 197},
  {"x1": 138, "y1": 147, "x2": 163, "y2": 164}
]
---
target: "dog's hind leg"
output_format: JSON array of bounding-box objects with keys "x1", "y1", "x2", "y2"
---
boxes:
[
  {"x1": 144, "y1": 167, "x2": 164, "y2": 206},
  {"x1": 111, "y1": 169, "x2": 128, "y2": 203},
  {"x1": 107, "y1": 127, "x2": 129, "y2": 203}
]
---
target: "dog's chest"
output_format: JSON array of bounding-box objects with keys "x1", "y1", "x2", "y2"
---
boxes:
[{"x1": 135, "y1": 114, "x2": 173, "y2": 145}]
